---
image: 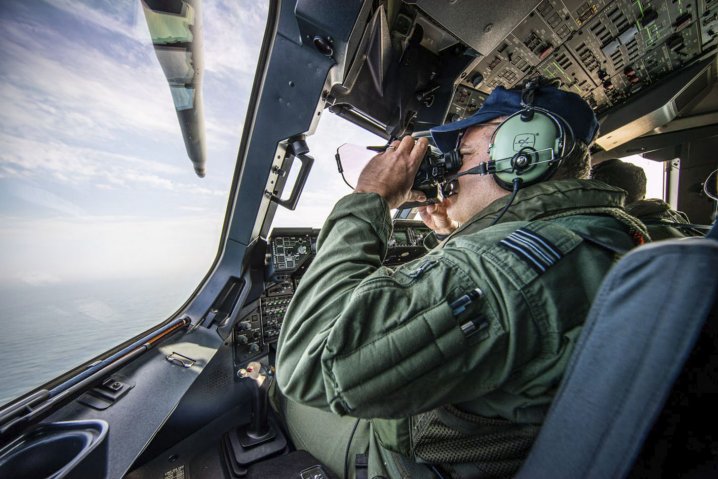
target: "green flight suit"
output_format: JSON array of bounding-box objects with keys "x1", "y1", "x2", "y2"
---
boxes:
[
  {"x1": 275, "y1": 179, "x2": 646, "y2": 478},
  {"x1": 626, "y1": 198, "x2": 701, "y2": 240}
]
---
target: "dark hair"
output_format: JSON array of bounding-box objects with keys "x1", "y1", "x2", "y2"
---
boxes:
[
  {"x1": 553, "y1": 140, "x2": 591, "y2": 181},
  {"x1": 590, "y1": 158, "x2": 647, "y2": 203}
]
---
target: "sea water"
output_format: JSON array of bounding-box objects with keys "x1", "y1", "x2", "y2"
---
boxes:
[{"x1": 0, "y1": 275, "x2": 199, "y2": 406}]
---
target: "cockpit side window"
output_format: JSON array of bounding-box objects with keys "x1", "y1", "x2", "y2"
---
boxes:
[
  {"x1": 620, "y1": 155, "x2": 666, "y2": 200},
  {"x1": 0, "y1": 0, "x2": 268, "y2": 406},
  {"x1": 272, "y1": 113, "x2": 382, "y2": 228}
]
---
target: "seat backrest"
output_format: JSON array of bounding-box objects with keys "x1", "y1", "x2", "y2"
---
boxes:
[{"x1": 515, "y1": 234, "x2": 718, "y2": 479}]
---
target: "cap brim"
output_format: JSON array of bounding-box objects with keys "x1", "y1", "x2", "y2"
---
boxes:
[{"x1": 430, "y1": 110, "x2": 505, "y2": 152}]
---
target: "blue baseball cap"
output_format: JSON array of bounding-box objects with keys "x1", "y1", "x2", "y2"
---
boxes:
[{"x1": 430, "y1": 85, "x2": 599, "y2": 153}]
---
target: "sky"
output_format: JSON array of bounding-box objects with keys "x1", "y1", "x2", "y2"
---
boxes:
[{"x1": 0, "y1": 0, "x2": 269, "y2": 286}]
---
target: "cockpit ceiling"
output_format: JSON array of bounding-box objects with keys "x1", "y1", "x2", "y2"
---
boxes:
[
  {"x1": 331, "y1": 0, "x2": 718, "y2": 148},
  {"x1": 441, "y1": 0, "x2": 716, "y2": 117}
]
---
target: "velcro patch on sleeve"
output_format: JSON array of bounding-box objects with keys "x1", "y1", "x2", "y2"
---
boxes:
[{"x1": 499, "y1": 227, "x2": 563, "y2": 273}]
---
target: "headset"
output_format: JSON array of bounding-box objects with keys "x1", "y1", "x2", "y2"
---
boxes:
[
  {"x1": 443, "y1": 79, "x2": 576, "y2": 195},
  {"x1": 489, "y1": 106, "x2": 570, "y2": 189}
]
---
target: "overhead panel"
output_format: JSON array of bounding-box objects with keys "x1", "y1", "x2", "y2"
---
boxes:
[{"x1": 440, "y1": 0, "x2": 717, "y2": 124}]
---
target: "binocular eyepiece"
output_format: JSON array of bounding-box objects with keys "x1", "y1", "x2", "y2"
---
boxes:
[{"x1": 412, "y1": 147, "x2": 463, "y2": 201}]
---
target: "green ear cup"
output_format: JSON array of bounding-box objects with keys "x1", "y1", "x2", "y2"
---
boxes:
[{"x1": 489, "y1": 112, "x2": 562, "y2": 189}]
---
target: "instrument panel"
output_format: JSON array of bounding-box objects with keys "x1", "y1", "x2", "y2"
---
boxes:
[{"x1": 234, "y1": 221, "x2": 432, "y2": 365}]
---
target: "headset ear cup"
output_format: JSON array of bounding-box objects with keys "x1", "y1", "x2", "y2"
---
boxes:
[{"x1": 490, "y1": 111, "x2": 563, "y2": 190}]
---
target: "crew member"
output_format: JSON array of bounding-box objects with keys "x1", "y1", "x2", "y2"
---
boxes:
[
  {"x1": 275, "y1": 82, "x2": 647, "y2": 478},
  {"x1": 591, "y1": 158, "x2": 701, "y2": 240}
]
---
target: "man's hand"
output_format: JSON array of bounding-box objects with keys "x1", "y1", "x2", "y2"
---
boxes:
[
  {"x1": 418, "y1": 200, "x2": 458, "y2": 235},
  {"x1": 355, "y1": 136, "x2": 429, "y2": 209}
]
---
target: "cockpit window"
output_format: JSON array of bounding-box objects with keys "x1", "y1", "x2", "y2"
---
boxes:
[
  {"x1": 0, "y1": 0, "x2": 268, "y2": 405},
  {"x1": 621, "y1": 155, "x2": 666, "y2": 199},
  {"x1": 272, "y1": 113, "x2": 383, "y2": 228}
]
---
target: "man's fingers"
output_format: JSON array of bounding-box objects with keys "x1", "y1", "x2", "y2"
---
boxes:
[
  {"x1": 406, "y1": 190, "x2": 427, "y2": 203},
  {"x1": 395, "y1": 135, "x2": 415, "y2": 155},
  {"x1": 384, "y1": 139, "x2": 401, "y2": 154},
  {"x1": 410, "y1": 138, "x2": 429, "y2": 159}
]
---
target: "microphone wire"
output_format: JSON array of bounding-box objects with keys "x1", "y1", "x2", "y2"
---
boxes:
[{"x1": 490, "y1": 178, "x2": 523, "y2": 226}]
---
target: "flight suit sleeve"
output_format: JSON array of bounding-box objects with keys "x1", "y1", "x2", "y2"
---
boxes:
[{"x1": 275, "y1": 193, "x2": 534, "y2": 419}]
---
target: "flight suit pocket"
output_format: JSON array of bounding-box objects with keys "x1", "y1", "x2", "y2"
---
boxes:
[{"x1": 330, "y1": 301, "x2": 466, "y2": 407}]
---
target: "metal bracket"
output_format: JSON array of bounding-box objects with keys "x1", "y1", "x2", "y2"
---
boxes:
[{"x1": 166, "y1": 352, "x2": 196, "y2": 368}]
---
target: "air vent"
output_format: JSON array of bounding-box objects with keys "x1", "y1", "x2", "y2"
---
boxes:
[
  {"x1": 625, "y1": 38, "x2": 640, "y2": 60},
  {"x1": 611, "y1": 50, "x2": 624, "y2": 69},
  {"x1": 577, "y1": 43, "x2": 598, "y2": 71},
  {"x1": 556, "y1": 51, "x2": 573, "y2": 70},
  {"x1": 608, "y1": 7, "x2": 630, "y2": 32},
  {"x1": 590, "y1": 22, "x2": 612, "y2": 44}
]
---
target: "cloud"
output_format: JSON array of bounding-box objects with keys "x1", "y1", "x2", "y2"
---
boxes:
[
  {"x1": 0, "y1": 18, "x2": 180, "y2": 144},
  {"x1": 180, "y1": 205, "x2": 208, "y2": 213},
  {"x1": 16, "y1": 272, "x2": 63, "y2": 286},
  {"x1": 43, "y1": 0, "x2": 149, "y2": 43},
  {"x1": 0, "y1": 133, "x2": 225, "y2": 197},
  {"x1": 11, "y1": 184, "x2": 86, "y2": 217},
  {"x1": 0, "y1": 0, "x2": 268, "y2": 149},
  {"x1": 0, "y1": 214, "x2": 223, "y2": 284},
  {"x1": 202, "y1": 1, "x2": 269, "y2": 76},
  {"x1": 42, "y1": 0, "x2": 269, "y2": 77}
]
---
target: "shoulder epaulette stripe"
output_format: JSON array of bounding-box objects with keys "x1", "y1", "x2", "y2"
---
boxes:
[
  {"x1": 514, "y1": 229, "x2": 562, "y2": 261},
  {"x1": 498, "y1": 227, "x2": 564, "y2": 274},
  {"x1": 499, "y1": 238, "x2": 548, "y2": 273},
  {"x1": 508, "y1": 234, "x2": 555, "y2": 264}
]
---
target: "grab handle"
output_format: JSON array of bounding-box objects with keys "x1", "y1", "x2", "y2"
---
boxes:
[{"x1": 270, "y1": 138, "x2": 314, "y2": 211}]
